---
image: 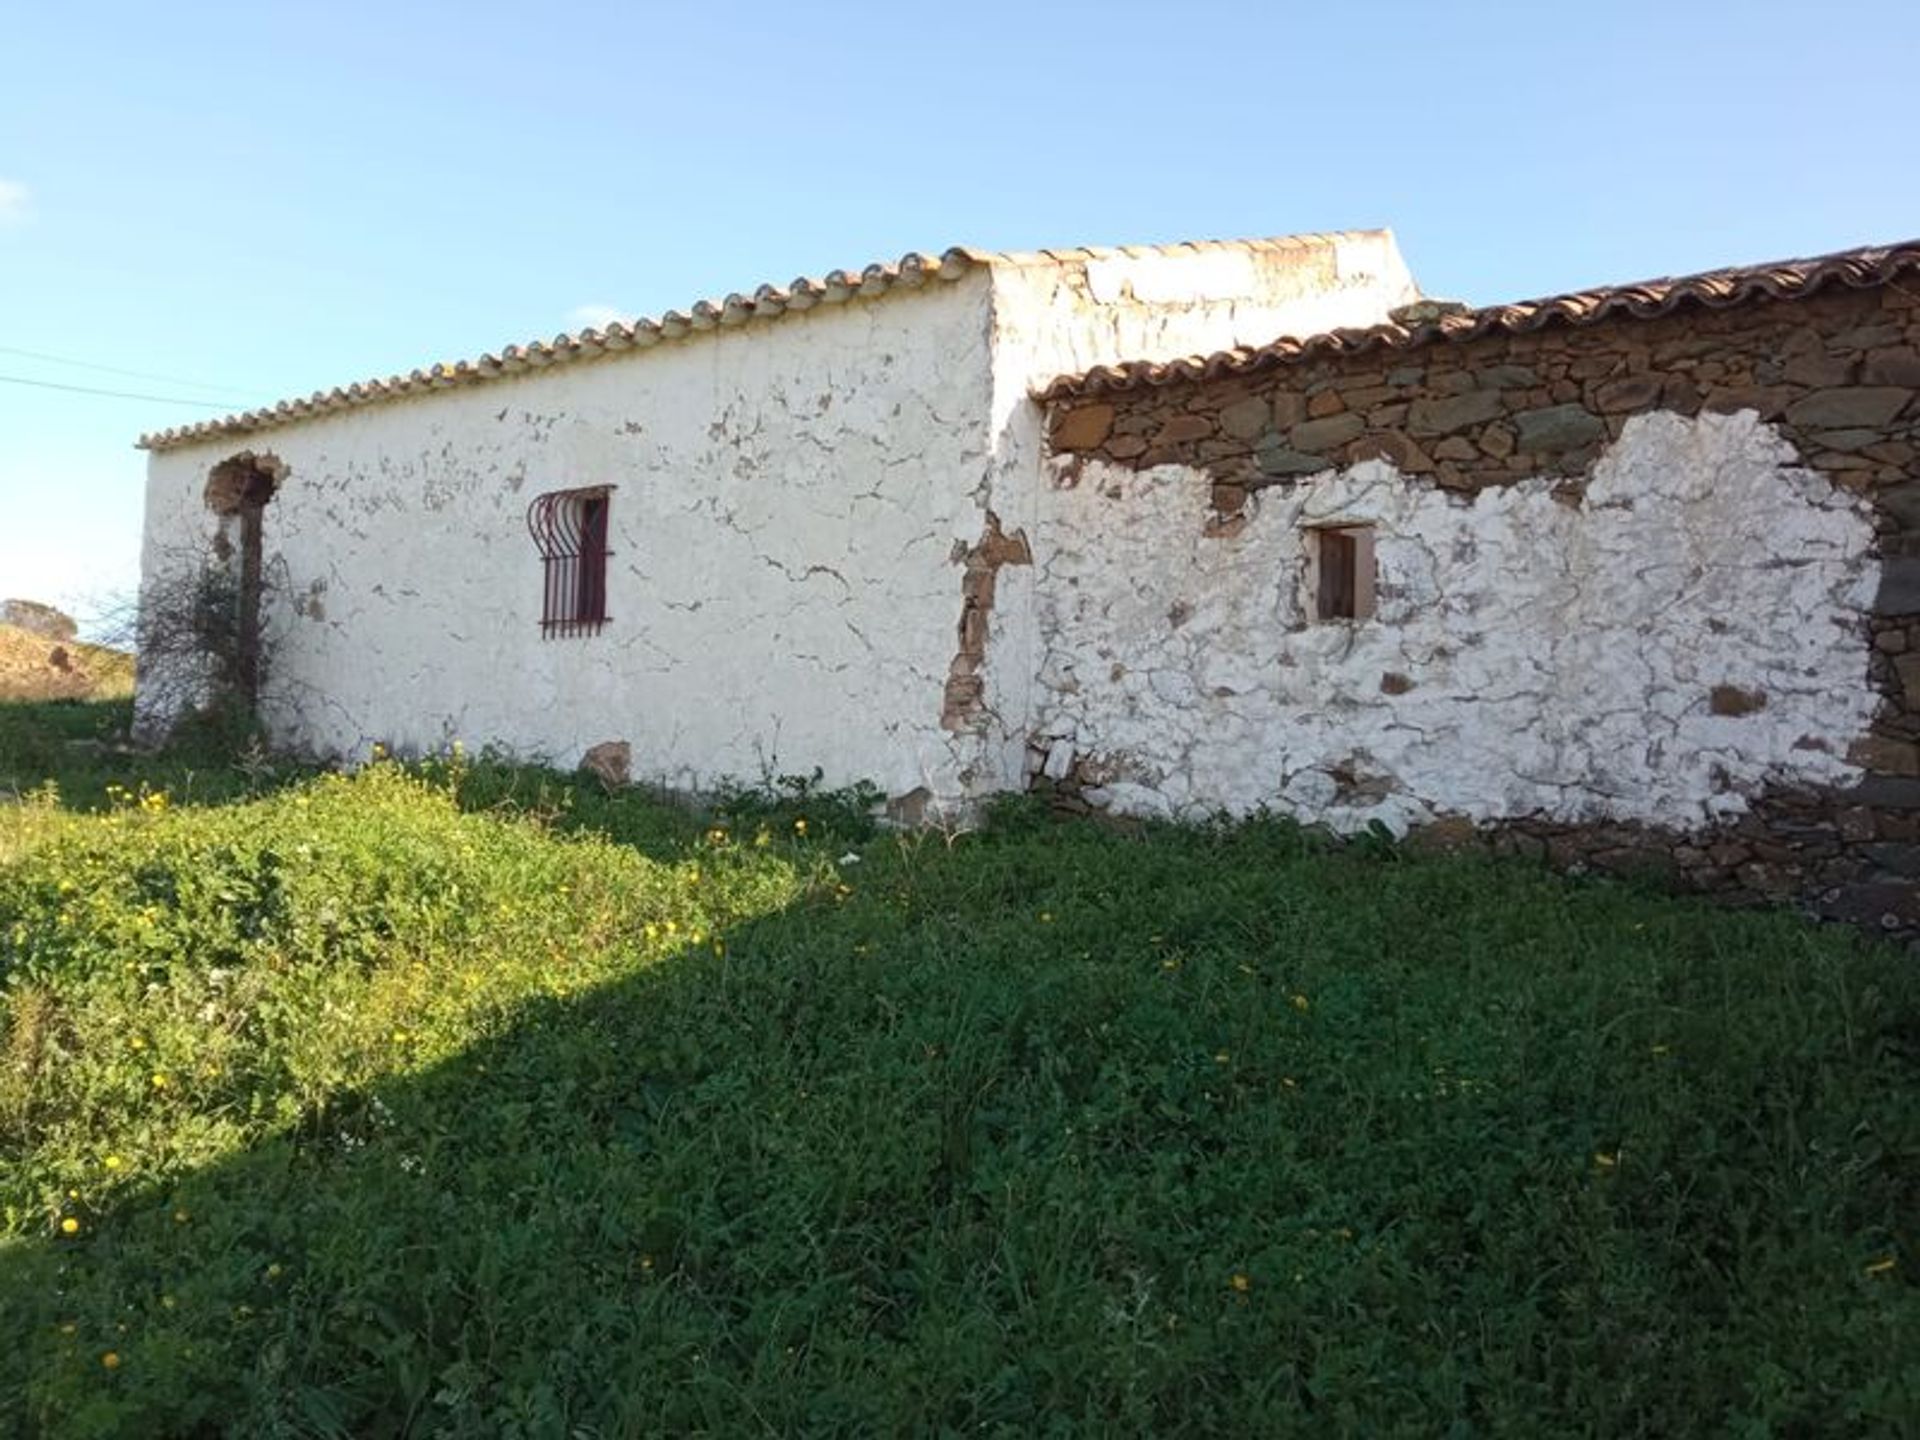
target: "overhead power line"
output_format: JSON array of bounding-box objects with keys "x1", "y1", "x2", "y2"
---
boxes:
[
  {"x1": 0, "y1": 344, "x2": 272, "y2": 400},
  {"x1": 0, "y1": 372, "x2": 238, "y2": 409}
]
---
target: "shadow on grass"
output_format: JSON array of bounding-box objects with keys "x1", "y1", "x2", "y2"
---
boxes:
[{"x1": 3, "y1": 816, "x2": 1916, "y2": 1436}]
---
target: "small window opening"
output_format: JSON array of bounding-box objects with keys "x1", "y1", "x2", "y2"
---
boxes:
[
  {"x1": 1311, "y1": 524, "x2": 1376, "y2": 622},
  {"x1": 526, "y1": 486, "x2": 614, "y2": 638}
]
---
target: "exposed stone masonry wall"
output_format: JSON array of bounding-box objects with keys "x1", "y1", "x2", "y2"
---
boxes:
[
  {"x1": 1044, "y1": 284, "x2": 1920, "y2": 937},
  {"x1": 941, "y1": 512, "x2": 1032, "y2": 732}
]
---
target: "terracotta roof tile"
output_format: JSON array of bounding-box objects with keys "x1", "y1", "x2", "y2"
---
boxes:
[
  {"x1": 1037, "y1": 238, "x2": 1920, "y2": 401},
  {"x1": 137, "y1": 232, "x2": 1381, "y2": 452}
]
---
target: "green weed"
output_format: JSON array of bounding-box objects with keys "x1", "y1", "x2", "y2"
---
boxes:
[{"x1": 0, "y1": 702, "x2": 1915, "y2": 1435}]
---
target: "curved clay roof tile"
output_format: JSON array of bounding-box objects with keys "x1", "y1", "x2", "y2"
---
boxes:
[{"x1": 1035, "y1": 238, "x2": 1920, "y2": 400}]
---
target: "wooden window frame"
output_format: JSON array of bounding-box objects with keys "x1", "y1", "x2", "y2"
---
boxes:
[
  {"x1": 1307, "y1": 523, "x2": 1376, "y2": 623},
  {"x1": 525, "y1": 486, "x2": 615, "y2": 638}
]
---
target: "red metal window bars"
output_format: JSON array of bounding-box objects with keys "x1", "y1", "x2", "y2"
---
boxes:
[{"x1": 526, "y1": 486, "x2": 614, "y2": 638}]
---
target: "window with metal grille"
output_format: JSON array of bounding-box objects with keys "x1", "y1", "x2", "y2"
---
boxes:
[
  {"x1": 526, "y1": 486, "x2": 614, "y2": 638},
  {"x1": 1310, "y1": 524, "x2": 1376, "y2": 622}
]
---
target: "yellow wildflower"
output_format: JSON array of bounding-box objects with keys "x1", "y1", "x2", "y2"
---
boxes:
[
  {"x1": 60, "y1": 1217, "x2": 80, "y2": 1235},
  {"x1": 103, "y1": 1155, "x2": 123, "y2": 1172},
  {"x1": 150, "y1": 1073, "x2": 169, "y2": 1089},
  {"x1": 101, "y1": 1352, "x2": 120, "y2": 1371},
  {"x1": 1229, "y1": 1273, "x2": 1251, "y2": 1292}
]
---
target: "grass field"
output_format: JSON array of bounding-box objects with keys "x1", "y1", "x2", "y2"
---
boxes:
[{"x1": 1, "y1": 700, "x2": 1916, "y2": 1436}]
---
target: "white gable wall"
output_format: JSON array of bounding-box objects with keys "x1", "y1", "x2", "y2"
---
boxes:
[{"x1": 969, "y1": 233, "x2": 1422, "y2": 796}]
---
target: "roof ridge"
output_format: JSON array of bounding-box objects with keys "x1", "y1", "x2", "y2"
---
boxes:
[
  {"x1": 980, "y1": 230, "x2": 1392, "y2": 269},
  {"x1": 138, "y1": 231, "x2": 1387, "y2": 451},
  {"x1": 1037, "y1": 237, "x2": 1920, "y2": 401}
]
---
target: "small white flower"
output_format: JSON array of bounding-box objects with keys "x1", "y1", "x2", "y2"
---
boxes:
[{"x1": 838, "y1": 853, "x2": 861, "y2": 866}]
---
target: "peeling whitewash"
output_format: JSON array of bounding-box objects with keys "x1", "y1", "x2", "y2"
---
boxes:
[
  {"x1": 1030, "y1": 411, "x2": 1882, "y2": 832},
  {"x1": 975, "y1": 232, "x2": 1421, "y2": 795},
  {"x1": 137, "y1": 235, "x2": 1417, "y2": 809},
  {"x1": 141, "y1": 275, "x2": 999, "y2": 800}
]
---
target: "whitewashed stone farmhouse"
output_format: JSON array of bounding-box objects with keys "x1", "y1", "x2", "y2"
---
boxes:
[
  {"x1": 135, "y1": 232, "x2": 1421, "y2": 810},
  {"x1": 137, "y1": 232, "x2": 1920, "y2": 932}
]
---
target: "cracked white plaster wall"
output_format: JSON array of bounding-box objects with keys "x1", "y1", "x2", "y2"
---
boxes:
[
  {"x1": 136, "y1": 236, "x2": 1426, "y2": 812},
  {"x1": 140, "y1": 273, "x2": 1000, "y2": 801},
  {"x1": 971, "y1": 233, "x2": 1424, "y2": 796},
  {"x1": 1029, "y1": 410, "x2": 1881, "y2": 831}
]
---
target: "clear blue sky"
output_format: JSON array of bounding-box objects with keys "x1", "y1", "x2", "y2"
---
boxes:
[{"x1": 4, "y1": 0, "x2": 1917, "y2": 630}]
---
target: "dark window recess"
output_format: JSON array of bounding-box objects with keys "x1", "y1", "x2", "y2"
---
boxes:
[
  {"x1": 1312, "y1": 525, "x2": 1376, "y2": 622},
  {"x1": 526, "y1": 486, "x2": 614, "y2": 638}
]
